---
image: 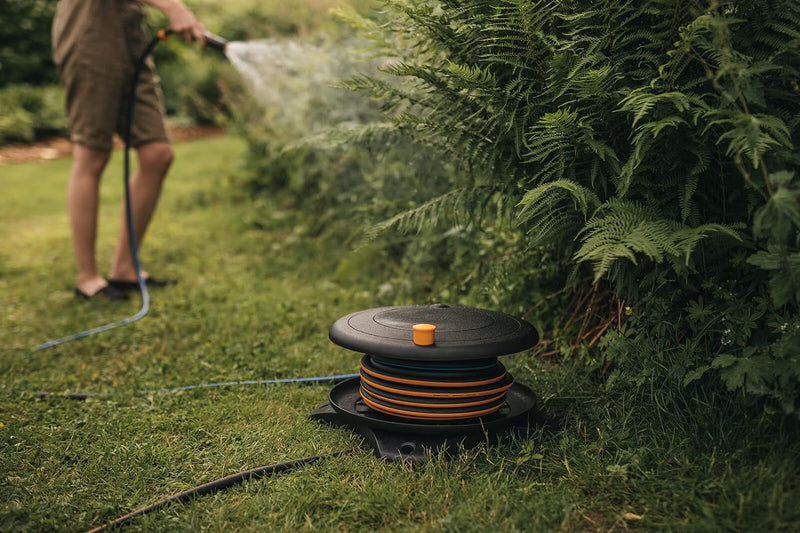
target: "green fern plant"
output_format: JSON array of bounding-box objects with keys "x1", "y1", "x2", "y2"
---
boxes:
[{"x1": 326, "y1": 0, "x2": 800, "y2": 416}]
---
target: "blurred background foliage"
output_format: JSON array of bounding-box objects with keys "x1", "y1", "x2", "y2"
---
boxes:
[
  {"x1": 0, "y1": 0, "x2": 61, "y2": 143},
  {"x1": 0, "y1": 0, "x2": 58, "y2": 87},
  {"x1": 0, "y1": 0, "x2": 375, "y2": 143}
]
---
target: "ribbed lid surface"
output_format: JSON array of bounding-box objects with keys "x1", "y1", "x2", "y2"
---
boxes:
[{"x1": 329, "y1": 304, "x2": 538, "y2": 360}]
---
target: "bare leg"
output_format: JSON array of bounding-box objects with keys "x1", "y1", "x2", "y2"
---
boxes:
[
  {"x1": 108, "y1": 141, "x2": 174, "y2": 282},
  {"x1": 69, "y1": 145, "x2": 112, "y2": 295}
]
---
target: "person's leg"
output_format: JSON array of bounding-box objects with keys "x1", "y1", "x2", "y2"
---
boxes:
[
  {"x1": 108, "y1": 141, "x2": 174, "y2": 282},
  {"x1": 69, "y1": 144, "x2": 112, "y2": 295}
]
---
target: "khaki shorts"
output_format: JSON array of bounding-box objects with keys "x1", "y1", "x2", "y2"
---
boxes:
[{"x1": 52, "y1": 0, "x2": 170, "y2": 152}]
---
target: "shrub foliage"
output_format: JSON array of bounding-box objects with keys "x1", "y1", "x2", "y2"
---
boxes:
[
  {"x1": 0, "y1": 85, "x2": 67, "y2": 144},
  {"x1": 0, "y1": 0, "x2": 57, "y2": 87},
  {"x1": 334, "y1": 0, "x2": 800, "y2": 415}
]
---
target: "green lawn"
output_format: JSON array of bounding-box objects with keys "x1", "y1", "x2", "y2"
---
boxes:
[{"x1": 2, "y1": 137, "x2": 799, "y2": 531}]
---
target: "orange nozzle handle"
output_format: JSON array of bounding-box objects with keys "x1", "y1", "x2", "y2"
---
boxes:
[{"x1": 157, "y1": 28, "x2": 173, "y2": 40}]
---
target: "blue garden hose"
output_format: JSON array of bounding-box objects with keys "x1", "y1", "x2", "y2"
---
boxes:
[{"x1": 32, "y1": 373, "x2": 361, "y2": 400}]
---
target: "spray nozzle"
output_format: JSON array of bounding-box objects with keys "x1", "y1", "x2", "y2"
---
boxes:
[
  {"x1": 202, "y1": 31, "x2": 228, "y2": 53},
  {"x1": 155, "y1": 28, "x2": 227, "y2": 54}
]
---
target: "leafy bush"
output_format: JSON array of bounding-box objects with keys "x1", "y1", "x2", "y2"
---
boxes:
[
  {"x1": 0, "y1": 0, "x2": 57, "y2": 87},
  {"x1": 142, "y1": 13, "x2": 246, "y2": 127},
  {"x1": 330, "y1": 0, "x2": 800, "y2": 416},
  {"x1": 0, "y1": 84, "x2": 67, "y2": 144},
  {"x1": 154, "y1": 47, "x2": 246, "y2": 126}
]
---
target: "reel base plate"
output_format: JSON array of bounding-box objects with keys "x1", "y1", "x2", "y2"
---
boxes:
[{"x1": 310, "y1": 377, "x2": 541, "y2": 462}]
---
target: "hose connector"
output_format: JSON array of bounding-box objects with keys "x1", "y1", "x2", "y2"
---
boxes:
[{"x1": 202, "y1": 31, "x2": 228, "y2": 53}]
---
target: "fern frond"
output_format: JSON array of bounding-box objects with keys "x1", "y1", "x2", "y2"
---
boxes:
[
  {"x1": 706, "y1": 110, "x2": 793, "y2": 168},
  {"x1": 518, "y1": 179, "x2": 600, "y2": 218},
  {"x1": 284, "y1": 122, "x2": 401, "y2": 152},
  {"x1": 575, "y1": 200, "x2": 743, "y2": 281},
  {"x1": 516, "y1": 179, "x2": 601, "y2": 247},
  {"x1": 681, "y1": 173, "x2": 699, "y2": 223},
  {"x1": 447, "y1": 61, "x2": 496, "y2": 88},
  {"x1": 366, "y1": 186, "x2": 496, "y2": 239}
]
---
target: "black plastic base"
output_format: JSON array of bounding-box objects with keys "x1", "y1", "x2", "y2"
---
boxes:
[{"x1": 310, "y1": 377, "x2": 540, "y2": 462}]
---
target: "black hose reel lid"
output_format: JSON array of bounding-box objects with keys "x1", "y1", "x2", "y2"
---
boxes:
[{"x1": 328, "y1": 304, "x2": 539, "y2": 360}]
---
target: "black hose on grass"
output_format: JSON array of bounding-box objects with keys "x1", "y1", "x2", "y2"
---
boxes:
[{"x1": 85, "y1": 452, "x2": 349, "y2": 532}]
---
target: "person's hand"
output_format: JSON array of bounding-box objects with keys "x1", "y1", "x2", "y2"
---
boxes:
[{"x1": 163, "y1": 2, "x2": 205, "y2": 43}]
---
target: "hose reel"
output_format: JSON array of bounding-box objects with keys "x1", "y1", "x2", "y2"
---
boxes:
[{"x1": 311, "y1": 304, "x2": 541, "y2": 461}]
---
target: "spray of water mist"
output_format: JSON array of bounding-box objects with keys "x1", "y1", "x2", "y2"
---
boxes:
[{"x1": 223, "y1": 37, "x2": 378, "y2": 135}]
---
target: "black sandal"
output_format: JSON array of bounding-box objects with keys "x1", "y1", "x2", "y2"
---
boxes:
[
  {"x1": 74, "y1": 285, "x2": 129, "y2": 301},
  {"x1": 108, "y1": 276, "x2": 177, "y2": 291}
]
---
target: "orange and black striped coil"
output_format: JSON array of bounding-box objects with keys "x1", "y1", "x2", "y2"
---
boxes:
[{"x1": 359, "y1": 354, "x2": 513, "y2": 421}]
